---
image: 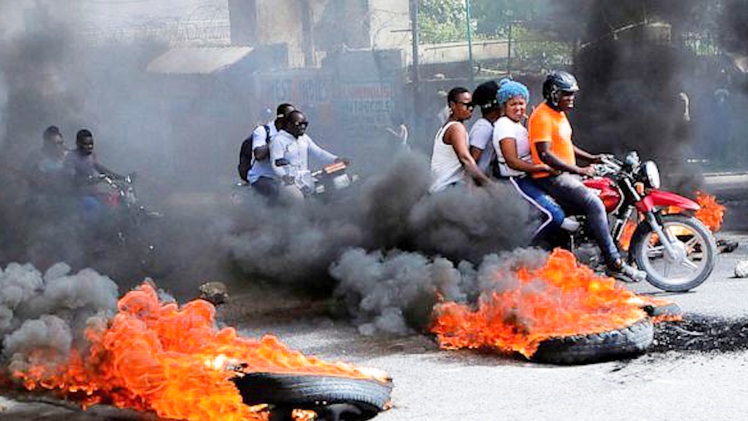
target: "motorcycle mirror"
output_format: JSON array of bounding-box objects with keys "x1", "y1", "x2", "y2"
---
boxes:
[{"x1": 624, "y1": 152, "x2": 640, "y2": 167}]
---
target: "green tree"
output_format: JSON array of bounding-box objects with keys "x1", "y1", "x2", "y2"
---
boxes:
[{"x1": 418, "y1": 0, "x2": 468, "y2": 44}]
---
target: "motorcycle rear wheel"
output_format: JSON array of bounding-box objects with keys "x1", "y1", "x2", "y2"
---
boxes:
[{"x1": 630, "y1": 214, "x2": 717, "y2": 292}]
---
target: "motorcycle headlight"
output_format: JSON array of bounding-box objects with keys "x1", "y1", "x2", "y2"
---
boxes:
[{"x1": 641, "y1": 161, "x2": 661, "y2": 189}]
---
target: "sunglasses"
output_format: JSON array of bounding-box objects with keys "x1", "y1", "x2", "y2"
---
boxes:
[
  {"x1": 292, "y1": 121, "x2": 309, "y2": 127},
  {"x1": 454, "y1": 101, "x2": 474, "y2": 109}
]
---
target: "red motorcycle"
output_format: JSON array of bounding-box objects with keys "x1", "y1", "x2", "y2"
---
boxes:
[{"x1": 565, "y1": 152, "x2": 716, "y2": 292}]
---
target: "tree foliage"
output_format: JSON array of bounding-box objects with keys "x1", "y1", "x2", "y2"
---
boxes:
[{"x1": 418, "y1": 0, "x2": 468, "y2": 44}]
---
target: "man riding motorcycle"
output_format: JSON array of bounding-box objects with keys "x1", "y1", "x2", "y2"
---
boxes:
[
  {"x1": 528, "y1": 71, "x2": 647, "y2": 282},
  {"x1": 271, "y1": 110, "x2": 347, "y2": 198},
  {"x1": 63, "y1": 129, "x2": 126, "y2": 216}
]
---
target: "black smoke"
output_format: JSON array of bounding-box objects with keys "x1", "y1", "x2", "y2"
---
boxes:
[
  {"x1": 222, "y1": 152, "x2": 535, "y2": 291},
  {"x1": 549, "y1": 0, "x2": 748, "y2": 190}
]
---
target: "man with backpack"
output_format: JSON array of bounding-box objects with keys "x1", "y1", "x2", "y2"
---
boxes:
[{"x1": 238, "y1": 103, "x2": 295, "y2": 199}]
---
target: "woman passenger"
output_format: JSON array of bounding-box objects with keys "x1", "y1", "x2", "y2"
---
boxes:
[{"x1": 493, "y1": 79, "x2": 568, "y2": 248}]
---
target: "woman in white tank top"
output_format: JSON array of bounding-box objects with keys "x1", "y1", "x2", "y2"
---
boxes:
[{"x1": 430, "y1": 87, "x2": 490, "y2": 193}]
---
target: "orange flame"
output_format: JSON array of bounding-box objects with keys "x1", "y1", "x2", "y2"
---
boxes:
[
  {"x1": 12, "y1": 283, "x2": 386, "y2": 420},
  {"x1": 431, "y1": 249, "x2": 653, "y2": 358},
  {"x1": 664, "y1": 191, "x2": 724, "y2": 232},
  {"x1": 693, "y1": 191, "x2": 725, "y2": 232},
  {"x1": 619, "y1": 219, "x2": 638, "y2": 251}
]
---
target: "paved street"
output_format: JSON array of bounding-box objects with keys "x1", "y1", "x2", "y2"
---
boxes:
[
  {"x1": 5, "y1": 235, "x2": 746, "y2": 420},
  {"x1": 1, "y1": 186, "x2": 746, "y2": 420},
  {"x1": 237, "y1": 234, "x2": 748, "y2": 421}
]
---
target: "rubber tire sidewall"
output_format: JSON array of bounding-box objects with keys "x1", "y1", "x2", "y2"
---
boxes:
[
  {"x1": 630, "y1": 213, "x2": 717, "y2": 292},
  {"x1": 232, "y1": 373, "x2": 392, "y2": 419},
  {"x1": 531, "y1": 318, "x2": 654, "y2": 365}
]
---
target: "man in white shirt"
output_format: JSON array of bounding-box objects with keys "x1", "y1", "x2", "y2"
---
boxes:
[{"x1": 271, "y1": 110, "x2": 345, "y2": 195}]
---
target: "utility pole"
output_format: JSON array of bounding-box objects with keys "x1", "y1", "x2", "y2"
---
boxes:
[
  {"x1": 408, "y1": 0, "x2": 421, "y2": 151},
  {"x1": 506, "y1": 20, "x2": 513, "y2": 76},
  {"x1": 409, "y1": 0, "x2": 420, "y2": 89},
  {"x1": 466, "y1": 0, "x2": 474, "y2": 84},
  {"x1": 300, "y1": 0, "x2": 314, "y2": 67}
]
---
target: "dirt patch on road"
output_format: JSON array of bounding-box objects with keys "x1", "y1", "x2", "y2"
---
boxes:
[{"x1": 652, "y1": 315, "x2": 748, "y2": 353}]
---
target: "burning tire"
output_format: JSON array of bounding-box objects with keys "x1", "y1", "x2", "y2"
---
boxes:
[
  {"x1": 531, "y1": 318, "x2": 654, "y2": 365},
  {"x1": 630, "y1": 214, "x2": 717, "y2": 292},
  {"x1": 232, "y1": 373, "x2": 392, "y2": 421}
]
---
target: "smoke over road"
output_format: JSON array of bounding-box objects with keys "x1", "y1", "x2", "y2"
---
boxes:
[
  {"x1": 222, "y1": 152, "x2": 534, "y2": 288},
  {"x1": 0, "y1": 262, "x2": 118, "y2": 376}
]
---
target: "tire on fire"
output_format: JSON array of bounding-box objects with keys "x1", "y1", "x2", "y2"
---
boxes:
[
  {"x1": 232, "y1": 373, "x2": 392, "y2": 421},
  {"x1": 630, "y1": 214, "x2": 717, "y2": 292},
  {"x1": 530, "y1": 318, "x2": 654, "y2": 365}
]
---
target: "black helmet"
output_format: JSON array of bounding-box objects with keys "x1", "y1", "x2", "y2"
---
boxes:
[{"x1": 542, "y1": 71, "x2": 579, "y2": 107}]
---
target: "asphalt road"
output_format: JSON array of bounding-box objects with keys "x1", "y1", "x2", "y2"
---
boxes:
[
  {"x1": 233, "y1": 233, "x2": 748, "y2": 421},
  {"x1": 1, "y1": 180, "x2": 747, "y2": 420}
]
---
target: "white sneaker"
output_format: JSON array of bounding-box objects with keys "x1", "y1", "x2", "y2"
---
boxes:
[{"x1": 560, "y1": 217, "x2": 581, "y2": 232}]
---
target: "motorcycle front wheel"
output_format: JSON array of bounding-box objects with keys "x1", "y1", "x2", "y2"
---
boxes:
[{"x1": 630, "y1": 214, "x2": 717, "y2": 292}]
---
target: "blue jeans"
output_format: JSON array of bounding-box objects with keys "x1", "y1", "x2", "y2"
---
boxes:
[
  {"x1": 510, "y1": 177, "x2": 565, "y2": 249},
  {"x1": 535, "y1": 173, "x2": 620, "y2": 267}
]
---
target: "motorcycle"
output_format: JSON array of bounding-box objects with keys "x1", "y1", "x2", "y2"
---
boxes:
[
  {"x1": 277, "y1": 160, "x2": 356, "y2": 200},
  {"x1": 90, "y1": 173, "x2": 165, "y2": 274},
  {"x1": 563, "y1": 151, "x2": 716, "y2": 292},
  {"x1": 93, "y1": 173, "x2": 163, "y2": 227}
]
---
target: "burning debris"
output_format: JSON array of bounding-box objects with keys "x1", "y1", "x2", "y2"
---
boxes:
[
  {"x1": 430, "y1": 249, "x2": 678, "y2": 363},
  {"x1": 620, "y1": 190, "x2": 729, "y2": 253},
  {"x1": 1, "y1": 264, "x2": 391, "y2": 421},
  {"x1": 332, "y1": 246, "x2": 681, "y2": 364},
  {"x1": 693, "y1": 191, "x2": 726, "y2": 232}
]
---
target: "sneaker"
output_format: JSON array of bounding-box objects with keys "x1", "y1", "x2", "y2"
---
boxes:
[{"x1": 606, "y1": 262, "x2": 647, "y2": 283}]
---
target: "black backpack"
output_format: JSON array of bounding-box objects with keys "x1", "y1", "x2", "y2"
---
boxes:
[{"x1": 238, "y1": 124, "x2": 271, "y2": 182}]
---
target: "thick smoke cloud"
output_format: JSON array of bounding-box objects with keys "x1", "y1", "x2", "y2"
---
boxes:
[
  {"x1": 553, "y1": 0, "x2": 748, "y2": 190},
  {"x1": 0, "y1": 6, "x2": 233, "y2": 296},
  {"x1": 330, "y1": 247, "x2": 549, "y2": 335},
  {"x1": 0, "y1": 262, "x2": 118, "y2": 374},
  {"x1": 223, "y1": 152, "x2": 535, "y2": 291}
]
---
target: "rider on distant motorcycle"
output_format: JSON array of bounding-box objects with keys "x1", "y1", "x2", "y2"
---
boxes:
[
  {"x1": 271, "y1": 110, "x2": 347, "y2": 196},
  {"x1": 63, "y1": 129, "x2": 125, "y2": 214},
  {"x1": 528, "y1": 71, "x2": 646, "y2": 282}
]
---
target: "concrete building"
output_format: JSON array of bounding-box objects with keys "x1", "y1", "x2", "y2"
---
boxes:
[{"x1": 228, "y1": 0, "x2": 410, "y2": 68}]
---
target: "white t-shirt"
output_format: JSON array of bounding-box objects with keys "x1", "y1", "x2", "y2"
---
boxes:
[
  {"x1": 248, "y1": 121, "x2": 278, "y2": 184},
  {"x1": 493, "y1": 116, "x2": 531, "y2": 178},
  {"x1": 468, "y1": 118, "x2": 495, "y2": 175}
]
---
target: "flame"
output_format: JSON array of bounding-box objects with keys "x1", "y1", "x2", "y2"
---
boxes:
[
  {"x1": 12, "y1": 283, "x2": 387, "y2": 420},
  {"x1": 431, "y1": 249, "x2": 654, "y2": 358},
  {"x1": 693, "y1": 191, "x2": 725, "y2": 232},
  {"x1": 619, "y1": 219, "x2": 638, "y2": 251},
  {"x1": 664, "y1": 191, "x2": 724, "y2": 233}
]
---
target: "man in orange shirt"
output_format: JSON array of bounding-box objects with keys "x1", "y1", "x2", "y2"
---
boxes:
[{"x1": 529, "y1": 71, "x2": 645, "y2": 282}]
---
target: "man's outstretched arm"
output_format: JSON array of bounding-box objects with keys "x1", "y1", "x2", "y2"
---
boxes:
[{"x1": 537, "y1": 142, "x2": 594, "y2": 177}]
